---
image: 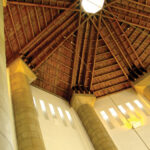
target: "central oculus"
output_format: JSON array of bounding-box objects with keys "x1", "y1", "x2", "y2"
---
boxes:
[{"x1": 81, "y1": 0, "x2": 105, "y2": 14}]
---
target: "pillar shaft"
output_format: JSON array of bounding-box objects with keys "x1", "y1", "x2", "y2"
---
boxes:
[
  {"x1": 71, "y1": 94, "x2": 117, "y2": 150},
  {"x1": 9, "y1": 60, "x2": 45, "y2": 150},
  {"x1": 0, "y1": 1, "x2": 13, "y2": 149}
]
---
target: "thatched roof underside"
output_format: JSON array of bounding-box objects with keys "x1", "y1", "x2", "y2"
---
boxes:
[{"x1": 5, "y1": 0, "x2": 150, "y2": 100}]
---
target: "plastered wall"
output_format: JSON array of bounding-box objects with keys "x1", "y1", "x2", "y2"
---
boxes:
[
  {"x1": 31, "y1": 86, "x2": 94, "y2": 150},
  {"x1": 0, "y1": 2, "x2": 17, "y2": 150},
  {"x1": 95, "y1": 88, "x2": 150, "y2": 150}
]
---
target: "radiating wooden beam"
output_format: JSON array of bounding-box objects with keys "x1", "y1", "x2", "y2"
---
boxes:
[
  {"x1": 110, "y1": 5, "x2": 150, "y2": 20},
  {"x1": 20, "y1": 0, "x2": 79, "y2": 55},
  {"x1": 71, "y1": 22, "x2": 84, "y2": 88},
  {"x1": 103, "y1": 9, "x2": 150, "y2": 31},
  {"x1": 33, "y1": 14, "x2": 90, "y2": 71},
  {"x1": 114, "y1": 18, "x2": 145, "y2": 68},
  {"x1": 90, "y1": 17, "x2": 129, "y2": 80},
  {"x1": 126, "y1": 0, "x2": 150, "y2": 9},
  {"x1": 29, "y1": 12, "x2": 79, "y2": 65},
  {"x1": 78, "y1": 21, "x2": 89, "y2": 85},
  {"x1": 104, "y1": 0, "x2": 119, "y2": 8},
  {"x1": 26, "y1": 12, "x2": 78, "y2": 60},
  {"x1": 102, "y1": 18, "x2": 132, "y2": 69},
  {"x1": 90, "y1": 15, "x2": 101, "y2": 90},
  {"x1": 7, "y1": 1, "x2": 80, "y2": 12}
]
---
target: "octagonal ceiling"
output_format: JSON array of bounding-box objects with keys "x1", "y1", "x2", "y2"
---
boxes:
[{"x1": 4, "y1": 0, "x2": 150, "y2": 100}]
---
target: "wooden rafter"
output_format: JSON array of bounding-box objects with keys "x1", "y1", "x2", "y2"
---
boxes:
[
  {"x1": 90, "y1": 17, "x2": 129, "y2": 80},
  {"x1": 110, "y1": 5, "x2": 150, "y2": 20},
  {"x1": 104, "y1": 0, "x2": 119, "y2": 8},
  {"x1": 102, "y1": 9, "x2": 150, "y2": 31},
  {"x1": 126, "y1": 0, "x2": 150, "y2": 9},
  {"x1": 102, "y1": 18, "x2": 132, "y2": 69},
  {"x1": 114, "y1": 18, "x2": 145, "y2": 68},
  {"x1": 71, "y1": 22, "x2": 84, "y2": 88},
  {"x1": 20, "y1": 1, "x2": 79, "y2": 56},
  {"x1": 78, "y1": 21, "x2": 89, "y2": 85},
  {"x1": 26, "y1": 12, "x2": 78, "y2": 60},
  {"x1": 90, "y1": 15, "x2": 101, "y2": 90},
  {"x1": 33, "y1": 14, "x2": 90, "y2": 71},
  {"x1": 5, "y1": 0, "x2": 150, "y2": 99}
]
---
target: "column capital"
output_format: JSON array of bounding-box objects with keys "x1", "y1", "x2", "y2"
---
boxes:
[
  {"x1": 134, "y1": 72, "x2": 150, "y2": 94},
  {"x1": 9, "y1": 58, "x2": 36, "y2": 83},
  {"x1": 3, "y1": 0, "x2": 7, "y2": 7},
  {"x1": 71, "y1": 93, "x2": 96, "y2": 111}
]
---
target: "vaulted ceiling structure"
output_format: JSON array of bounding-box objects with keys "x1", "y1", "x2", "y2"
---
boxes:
[{"x1": 4, "y1": 0, "x2": 150, "y2": 100}]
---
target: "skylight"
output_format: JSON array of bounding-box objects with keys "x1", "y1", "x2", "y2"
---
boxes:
[{"x1": 81, "y1": 0, "x2": 105, "y2": 14}]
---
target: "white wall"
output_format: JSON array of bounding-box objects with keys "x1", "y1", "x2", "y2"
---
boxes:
[
  {"x1": 95, "y1": 88, "x2": 150, "y2": 150},
  {"x1": 31, "y1": 86, "x2": 94, "y2": 150},
  {"x1": 0, "y1": 2, "x2": 17, "y2": 150}
]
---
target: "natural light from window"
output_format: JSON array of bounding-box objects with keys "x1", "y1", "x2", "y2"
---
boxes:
[
  {"x1": 40, "y1": 100, "x2": 46, "y2": 112},
  {"x1": 49, "y1": 104, "x2": 56, "y2": 116},
  {"x1": 109, "y1": 108, "x2": 118, "y2": 117},
  {"x1": 118, "y1": 105, "x2": 127, "y2": 115},
  {"x1": 134, "y1": 100, "x2": 143, "y2": 109},
  {"x1": 126, "y1": 102, "x2": 135, "y2": 111},
  {"x1": 100, "y1": 111, "x2": 109, "y2": 121},
  {"x1": 65, "y1": 110, "x2": 72, "y2": 122},
  {"x1": 81, "y1": 0, "x2": 105, "y2": 14},
  {"x1": 57, "y1": 107, "x2": 64, "y2": 119}
]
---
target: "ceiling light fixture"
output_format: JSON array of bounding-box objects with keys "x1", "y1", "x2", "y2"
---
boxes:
[{"x1": 81, "y1": 0, "x2": 105, "y2": 14}]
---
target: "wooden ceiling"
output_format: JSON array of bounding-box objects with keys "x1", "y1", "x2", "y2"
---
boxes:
[{"x1": 4, "y1": 0, "x2": 150, "y2": 100}]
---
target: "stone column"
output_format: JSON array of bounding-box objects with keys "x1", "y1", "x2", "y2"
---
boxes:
[
  {"x1": 9, "y1": 59, "x2": 46, "y2": 150},
  {"x1": 0, "y1": 0, "x2": 14, "y2": 149},
  {"x1": 71, "y1": 94, "x2": 117, "y2": 150},
  {"x1": 134, "y1": 72, "x2": 150, "y2": 101}
]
